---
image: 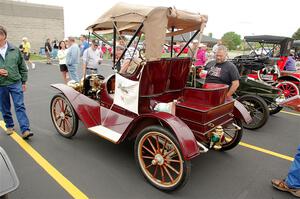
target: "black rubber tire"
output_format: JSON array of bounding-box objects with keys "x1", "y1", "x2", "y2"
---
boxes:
[
  {"x1": 134, "y1": 125, "x2": 191, "y2": 192},
  {"x1": 238, "y1": 95, "x2": 269, "y2": 130},
  {"x1": 50, "y1": 93, "x2": 78, "y2": 138},
  {"x1": 219, "y1": 118, "x2": 243, "y2": 151}
]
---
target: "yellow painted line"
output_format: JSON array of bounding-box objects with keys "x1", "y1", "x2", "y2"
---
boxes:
[
  {"x1": 239, "y1": 141, "x2": 294, "y2": 162},
  {"x1": 280, "y1": 110, "x2": 300, "y2": 117},
  {"x1": 0, "y1": 121, "x2": 88, "y2": 199}
]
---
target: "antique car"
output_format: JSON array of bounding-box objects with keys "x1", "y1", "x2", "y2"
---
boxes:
[
  {"x1": 244, "y1": 35, "x2": 300, "y2": 98},
  {"x1": 231, "y1": 55, "x2": 286, "y2": 128},
  {"x1": 0, "y1": 146, "x2": 19, "y2": 199},
  {"x1": 50, "y1": 3, "x2": 251, "y2": 191}
]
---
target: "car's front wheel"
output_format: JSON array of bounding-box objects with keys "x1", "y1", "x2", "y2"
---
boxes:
[{"x1": 50, "y1": 93, "x2": 78, "y2": 138}]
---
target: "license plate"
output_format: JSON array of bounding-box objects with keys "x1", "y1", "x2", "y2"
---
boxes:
[{"x1": 261, "y1": 74, "x2": 273, "y2": 80}]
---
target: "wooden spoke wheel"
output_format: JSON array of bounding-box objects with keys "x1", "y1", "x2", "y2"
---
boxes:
[
  {"x1": 50, "y1": 94, "x2": 78, "y2": 138},
  {"x1": 276, "y1": 81, "x2": 300, "y2": 99},
  {"x1": 135, "y1": 126, "x2": 190, "y2": 192}
]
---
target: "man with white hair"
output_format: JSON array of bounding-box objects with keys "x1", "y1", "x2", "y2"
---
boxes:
[
  {"x1": 204, "y1": 45, "x2": 240, "y2": 98},
  {"x1": 22, "y1": 37, "x2": 35, "y2": 69},
  {"x1": 66, "y1": 37, "x2": 80, "y2": 82}
]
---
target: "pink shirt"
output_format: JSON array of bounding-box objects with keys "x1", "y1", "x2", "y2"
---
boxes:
[{"x1": 194, "y1": 49, "x2": 207, "y2": 66}]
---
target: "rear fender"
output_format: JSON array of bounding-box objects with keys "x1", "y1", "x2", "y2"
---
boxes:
[
  {"x1": 51, "y1": 84, "x2": 101, "y2": 128},
  {"x1": 233, "y1": 100, "x2": 252, "y2": 124},
  {"x1": 122, "y1": 112, "x2": 200, "y2": 160}
]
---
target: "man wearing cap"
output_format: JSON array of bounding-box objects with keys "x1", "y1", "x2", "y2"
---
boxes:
[
  {"x1": 82, "y1": 39, "x2": 103, "y2": 77},
  {"x1": 0, "y1": 25, "x2": 33, "y2": 139}
]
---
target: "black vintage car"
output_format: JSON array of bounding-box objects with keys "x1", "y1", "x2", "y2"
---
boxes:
[
  {"x1": 231, "y1": 55, "x2": 285, "y2": 129},
  {"x1": 293, "y1": 40, "x2": 300, "y2": 61}
]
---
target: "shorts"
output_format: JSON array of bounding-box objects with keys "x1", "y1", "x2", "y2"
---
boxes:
[
  {"x1": 45, "y1": 51, "x2": 51, "y2": 58},
  {"x1": 59, "y1": 64, "x2": 68, "y2": 72},
  {"x1": 23, "y1": 53, "x2": 30, "y2": 61}
]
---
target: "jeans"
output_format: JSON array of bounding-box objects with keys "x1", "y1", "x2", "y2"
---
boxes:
[
  {"x1": 86, "y1": 68, "x2": 98, "y2": 75},
  {"x1": 0, "y1": 81, "x2": 30, "y2": 134},
  {"x1": 286, "y1": 145, "x2": 300, "y2": 189},
  {"x1": 67, "y1": 64, "x2": 79, "y2": 82}
]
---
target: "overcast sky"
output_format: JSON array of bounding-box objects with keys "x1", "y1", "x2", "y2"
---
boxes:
[{"x1": 22, "y1": 0, "x2": 299, "y2": 39}]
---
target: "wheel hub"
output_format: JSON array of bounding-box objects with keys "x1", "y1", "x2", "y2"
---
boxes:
[
  {"x1": 283, "y1": 90, "x2": 290, "y2": 96},
  {"x1": 152, "y1": 154, "x2": 164, "y2": 166},
  {"x1": 59, "y1": 112, "x2": 65, "y2": 120}
]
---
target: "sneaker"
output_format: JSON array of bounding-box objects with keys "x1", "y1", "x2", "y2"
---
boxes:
[
  {"x1": 21, "y1": 130, "x2": 34, "y2": 139},
  {"x1": 32, "y1": 63, "x2": 35, "y2": 69},
  {"x1": 6, "y1": 128, "x2": 14, "y2": 135},
  {"x1": 272, "y1": 179, "x2": 300, "y2": 197}
]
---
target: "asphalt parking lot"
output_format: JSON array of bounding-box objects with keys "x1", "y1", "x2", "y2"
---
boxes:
[{"x1": 0, "y1": 61, "x2": 299, "y2": 199}]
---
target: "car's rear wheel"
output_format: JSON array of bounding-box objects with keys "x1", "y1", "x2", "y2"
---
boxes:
[
  {"x1": 134, "y1": 125, "x2": 190, "y2": 192},
  {"x1": 218, "y1": 118, "x2": 243, "y2": 151},
  {"x1": 276, "y1": 81, "x2": 299, "y2": 99},
  {"x1": 238, "y1": 95, "x2": 269, "y2": 130},
  {"x1": 50, "y1": 93, "x2": 78, "y2": 138}
]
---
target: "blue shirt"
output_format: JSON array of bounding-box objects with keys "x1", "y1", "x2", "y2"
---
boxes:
[
  {"x1": 284, "y1": 56, "x2": 296, "y2": 71},
  {"x1": 66, "y1": 43, "x2": 80, "y2": 66},
  {"x1": 80, "y1": 41, "x2": 89, "y2": 56}
]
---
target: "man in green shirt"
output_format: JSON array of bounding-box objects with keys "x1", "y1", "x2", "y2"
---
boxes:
[{"x1": 0, "y1": 25, "x2": 33, "y2": 139}]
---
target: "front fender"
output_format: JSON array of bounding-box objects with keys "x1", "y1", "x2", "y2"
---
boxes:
[
  {"x1": 51, "y1": 84, "x2": 101, "y2": 128},
  {"x1": 123, "y1": 112, "x2": 200, "y2": 160},
  {"x1": 233, "y1": 100, "x2": 252, "y2": 124}
]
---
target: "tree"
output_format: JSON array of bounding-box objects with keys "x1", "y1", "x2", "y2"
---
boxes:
[
  {"x1": 292, "y1": 28, "x2": 300, "y2": 40},
  {"x1": 221, "y1": 32, "x2": 241, "y2": 50}
]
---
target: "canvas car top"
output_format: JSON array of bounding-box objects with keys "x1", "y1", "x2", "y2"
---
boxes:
[
  {"x1": 244, "y1": 35, "x2": 293, "y2": 44},
  {"x1": 86, "y1": 2, "x2": 208, "y2": 60}
]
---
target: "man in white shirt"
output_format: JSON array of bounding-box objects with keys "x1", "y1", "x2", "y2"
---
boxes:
[{"x1": 82, "y1": 39, "x2": 103, "y2": 77}]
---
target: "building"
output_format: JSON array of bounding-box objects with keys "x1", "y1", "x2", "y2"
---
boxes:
[{"x1": 0, "y1": 0, "x2": 64, "y2": 53}]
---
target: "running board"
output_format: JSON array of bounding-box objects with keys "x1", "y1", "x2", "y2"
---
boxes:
[{"x1": 88, "y1": 125, "x2": 122, "y2": 144}]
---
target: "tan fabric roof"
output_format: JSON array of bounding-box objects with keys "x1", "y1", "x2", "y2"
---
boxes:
[{"x1": 87, "y1": 3, "x2": 208, "y2": 60}]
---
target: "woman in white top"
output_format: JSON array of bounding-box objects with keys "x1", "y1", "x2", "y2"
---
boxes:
[{"x1": 57, "y1": 41, "x2": 69, "y2": 84}]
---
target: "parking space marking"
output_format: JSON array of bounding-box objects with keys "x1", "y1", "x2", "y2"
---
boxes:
[
  {"x1": 239, "y1": 141, "x2": 294, "y2": 162},
  {"x1": 0, "y1": 121, "x2": 89, "y2": 199},
  {"x1": 280, "y1": 110, "x2": 300, "y2": 117}
]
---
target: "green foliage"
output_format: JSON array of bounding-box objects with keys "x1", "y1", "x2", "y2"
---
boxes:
[
  {"x1": 221, "y1": 32, "x2": 241, "y2": 50},
  {"x1": 292, "y1": 28, "x2": 300, "y2": 40}
]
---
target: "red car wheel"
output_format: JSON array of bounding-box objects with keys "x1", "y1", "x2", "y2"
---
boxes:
[
  {"x1": 135, "y1": 125, "x2": 190, "y2": 191},
  {"x1": 276, "y1": 81, "x2": 300, "y2": 98},
  {"x1": 50, "y1": 93, "x2": 78, "y2": 138}
]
